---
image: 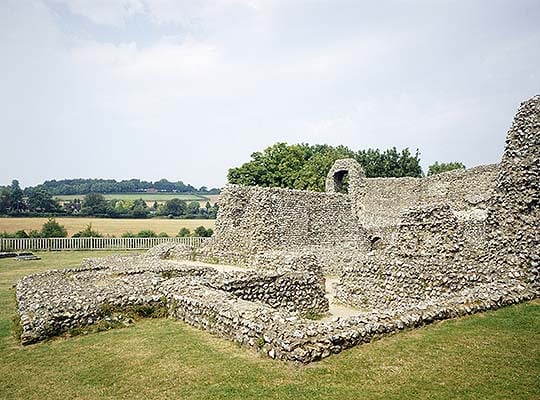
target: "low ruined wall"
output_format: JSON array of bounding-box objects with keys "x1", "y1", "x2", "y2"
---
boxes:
[
  {"x1": 16, "y1": 255, "x2": 328, "y2": 344},
  {"x1": 210, "y1": 271, "x2": 328, "y2": 315},
  {"x1": 355, "y1": 164, "x2": 498, "y2": 228}
]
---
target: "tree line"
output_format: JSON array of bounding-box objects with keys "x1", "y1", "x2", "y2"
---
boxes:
[
  {"x1": 0, "y1": 182, "x2": 217, "y2": 219},
  {"x1": 24, "y1": 178, "x2": 220, "y2": 196},
  {"x1": 228, "y1": 143, "x2": 465, "y2": 191}
]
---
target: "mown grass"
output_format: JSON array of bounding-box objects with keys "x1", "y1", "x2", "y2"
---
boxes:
[
  {"x1": 0, "y1": 251, "x2": 538, "y2": 400},
  {"x1": 0, "y1": 217, "x2": 215, "y2": 237}
]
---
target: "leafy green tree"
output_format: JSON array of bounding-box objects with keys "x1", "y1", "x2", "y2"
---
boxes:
[
  {"x1": 0, "y1": 187, "x2": 12, "y2": 214},
  {"x1": 187, "y1": 201, "x2": 200, "y2": 215},
  {"x1": 132, "y1": 203, "x2": 149, "y2": 218},
  {"x1": 157, "y1": 232, "x2": 169, "y2": 237},
  {"x1": 162, "y1": 198, "x2": 187, "y2": 216},
  {"x1": 10, "y1": 180, "x2": 27, "y2": 213},
  {"x1": 40, "y1": 218, "x2": 67, "y2": 237},
  {"x1": 136, "y1": 230, "x2": 157, "y2": 238},
  {"x1": 72, "y1": 223, "x2": 103, "y2": 238},
  {"x1": 177, "y1": 227, "x2": 191, "y2": 237},
  {"x1": 228, "y1": 143, "x2": 423, "y2": 191},
  {"x1": 81, "y1": 193, "x2": 110, "y2": 216},
  {"x1": 427, "y1": 161, "x2": 466, "y2": 176},
  {"x1": 15, "y1": 230, "x2": 29, "y2": 238},
  {"x1": 193, "y1": 226, "x2": 214, "y2": 237},
  {"x1": 28, "y1": 230, "x2": 42, "y2": 238},
  {"x1": 28, "y1": 188, "x2": 59, "y2": 212}
]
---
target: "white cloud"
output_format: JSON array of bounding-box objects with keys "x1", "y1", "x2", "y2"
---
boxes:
[
  {"x1": 0, "y1": 0, "x2": 538, "y2": 188},
  {"x1": 51, "y1": 0, "x2": 145, "y2": 26}
]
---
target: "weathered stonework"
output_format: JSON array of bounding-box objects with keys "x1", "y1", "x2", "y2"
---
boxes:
[{"x1": 16, "y1": 96, "x2": 539, "y2": 363}]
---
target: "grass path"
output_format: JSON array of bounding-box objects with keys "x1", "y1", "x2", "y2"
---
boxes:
[{"x1": 0, "y1": 251, "x2": 538, "y2": 399}]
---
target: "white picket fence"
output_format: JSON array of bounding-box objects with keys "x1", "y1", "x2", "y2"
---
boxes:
[{"x1": 0, "y1": 237, "x2": 208, "y2": 252}]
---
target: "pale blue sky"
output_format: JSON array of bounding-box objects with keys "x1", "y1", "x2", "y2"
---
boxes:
[{"x1": 1, "y1": 0, "x2": 539, "y2": 188}]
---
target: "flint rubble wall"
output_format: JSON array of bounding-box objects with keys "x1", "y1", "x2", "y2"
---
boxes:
[
  {"x1": 357, "y1": 164, "x2": 499, "y2": 228},
  {"x1": 336, "y1": 96, "x2": 539, "y2": 311},
  {"x1": 196, "y1": 185, "x2": 368, "y2": 266},
  {"x1": 15, "y1": 96, "x2": 539, "y2": 363}
]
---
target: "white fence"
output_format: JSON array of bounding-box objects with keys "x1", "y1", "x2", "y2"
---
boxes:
[{"x1": 0, "y1": 237, "x2": 208, "y2": 252}]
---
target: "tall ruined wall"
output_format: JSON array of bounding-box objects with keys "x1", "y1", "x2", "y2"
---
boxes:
[
  {"x1": 355, "y1": 164, "x2": 499, "y2": 228},
  {"x1": 198, "y1": 184, "x2": 368, "y2": 264},
  {"x1": 487, "y1": 95, "x2": 540, "y2": 287},
  {"x1": 337, "y1": 96, "x2": 540, "y2": 310}
]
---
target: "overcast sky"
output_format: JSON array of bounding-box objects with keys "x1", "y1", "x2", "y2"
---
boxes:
[{"x1": 1, "y1": 0, "x2": 539, "y2": 189}]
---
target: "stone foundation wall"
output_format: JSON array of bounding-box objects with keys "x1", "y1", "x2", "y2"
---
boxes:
[{"x1": 16, "y1": 254, "x2": 328, "y2": 344}]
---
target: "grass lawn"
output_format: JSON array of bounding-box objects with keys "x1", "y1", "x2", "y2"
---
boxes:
[
  {"x1": 0, "y1": 251, "x2": 538, "y2": 400},
  {"x1": 0, "y1": 217, "x2": 215, "y2": 237}
]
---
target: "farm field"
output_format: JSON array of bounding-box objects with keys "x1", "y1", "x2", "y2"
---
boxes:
[
  {"x1": 0, "y1": 217, "x2": 215, "y2": 237},
  {"x1": 0, "y1": 251, "x2": 538, "y2": 399},
  {"x1": 53, "y1": 193, "x2": 220, "y2": 208}
]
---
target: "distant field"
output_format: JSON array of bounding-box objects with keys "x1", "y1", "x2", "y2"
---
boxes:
[{"x1": 0, "y1": 217, "x2": 215, "y2": 237}]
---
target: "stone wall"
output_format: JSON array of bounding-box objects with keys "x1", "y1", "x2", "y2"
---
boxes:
[
  {"x1": 15, "y1": 96, "x2": 539, "y2": 363},
  {"x1": 335, "y1": 96, "x2": 539, "y2": 311},
  {"x1": 486, "y1": 95, "x2": 540, "y2": 289},
  {"x1": 16, "y1": 254, "x2": 328, "y2": 345},
  {"x1": 356, "y1": 164, "x2": 498, "y2": 228},
  {"x1": 195, "y1": 184, "x2": 368, "y2": 266}
]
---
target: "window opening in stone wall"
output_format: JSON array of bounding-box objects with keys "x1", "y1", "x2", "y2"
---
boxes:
[{"x1": 334, "y1": 170, "x2": 349, "y2": 194}]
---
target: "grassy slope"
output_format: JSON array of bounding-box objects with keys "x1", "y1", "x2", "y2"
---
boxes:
[
  {"x1": 0, "y1": 252, "x2": 538, "y2": 400},
  {"x1": 0, "y1": 218, "x2": 215, "y2": 237}
]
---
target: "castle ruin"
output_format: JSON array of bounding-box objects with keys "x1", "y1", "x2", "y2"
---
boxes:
[{"x1": 16, "y1": 96, "x2": 539, "y2": 363}]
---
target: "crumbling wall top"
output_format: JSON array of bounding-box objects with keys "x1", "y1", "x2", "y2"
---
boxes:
[{"x1": 325, "y1": 158, "x2": 365, "y2": 195}]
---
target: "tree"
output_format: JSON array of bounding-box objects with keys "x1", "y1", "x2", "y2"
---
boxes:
[
  {"x1": 228, "y1": 143, "x2": 423, "y2": 191},
  {"x1": 177, "y1": 227, "x2": 191, "y2": 237},
  {"x1": 81, "y1": 193, "x2": 110, "y2": 216},
  {"x1": 0, "y1": 187, "x2": 12, "y2": 214},
  {"x1": 427, "y1": 162, "x2": 466, "y2": 176},
  {"x1": 136, "y1": 230, "x2": 157, "y2": 238},
  {"x1": 15, "y1": 230, "x2": 29, "y2": 238},
  {"x1": 28, "y1": 188, "x2": 59, "y2": 213},
  {"x1": 10, "y1": 180, "x2": 26, "y2": 213},
  {"x1": 40, "y1": 218, "x2": 67, "y2": 237},
  {"x1": 187, "y1": 201, "x2": 200, "y2": 215},
  {"x1": 132, "y1": 199, "x2": 149, "y2": 218},
  {"x1": 193, "y1": 226, "x2": 213, "y2": 237},
  {"x1": 162, "y1": 198, "x2": 187, "y2": 216},
  {"x1": 72, "y1": 223, "x2": 102, "y2": 238}
]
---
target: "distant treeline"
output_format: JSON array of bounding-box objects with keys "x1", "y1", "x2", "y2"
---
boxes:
[
  {"x1": 23, "y1": 178, "x2": 220, "y2": 196},
  {"x1": 0, "y1": 181, "x2": 218, "y2": 219}
]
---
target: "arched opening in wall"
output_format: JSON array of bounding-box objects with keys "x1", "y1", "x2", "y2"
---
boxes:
[{"x1": 333, "y1": 170, "x2": 349, "y2": 194}]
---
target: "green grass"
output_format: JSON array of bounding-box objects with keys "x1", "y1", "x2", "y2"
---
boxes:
[
  {"x1": 0, "y1": 252, "x2": 538, "y2": 399},
  {"x1": 53, "y1": 193, "x2": 210, "y2": 202}
]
